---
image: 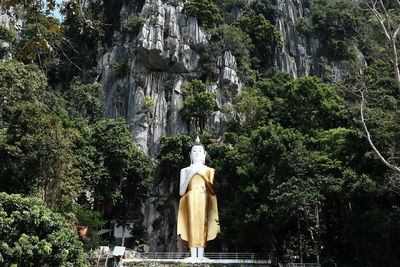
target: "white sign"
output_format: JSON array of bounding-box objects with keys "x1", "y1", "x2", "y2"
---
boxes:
[{"x1": 113, "y1": 246, "x2": 126, "y2": 256}]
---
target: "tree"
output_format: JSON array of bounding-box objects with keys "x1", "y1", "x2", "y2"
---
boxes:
[
  {"x1": 0, "y1": 61, "x2": 52, "y2": 127},
  {"x1": 86, "y1": 118, "x2": 153, "y2": 214},
  {"x1": 0, "y1": 192, "x2": 88, "y2": 266},
  {"x1": 184, "y1": 0, "x2": 223, "y2": 28},
  {"x1": 199, "y1": 24, "x2": 253, "y2": 81},
  {"x1": 347, "y1": 0, "x2": 400, "y2": 178},
  {"x1": 236, "y1": 74, "x2": 347, "y2": 134},
  {"x1": 180, "y1": 79, "x2": 218, "y2": 132},
  {"x1": 344, "y1": 60, "x2": 400, "y2": 180},
  {"x1": 0, "y1": 102, "x2": 81, "y2": 211},
  {"x1": 276, "y1": 76, "x2": 347, "y2": 133},
  {"x1": 357, "y1": 0, "x2": 400, "y2": 91},
  {"x1": 157, "y1": 135, "x2": 193, "y2": 178},
  {"x1": 63, "y1": 78, "x2": 105, "y2": 123},
  {"x1": 236, "y1": 8, "x2": 281, "y2": 66},
  {"x1": 0, "y1": 26, "x2": 17, "y2": 58},
  {"x1": 0, "y1": 61, "x2": 81, "y2": 211},
  {"x1": 310, "y1": 0, "x2": 365, "y2": 60}
]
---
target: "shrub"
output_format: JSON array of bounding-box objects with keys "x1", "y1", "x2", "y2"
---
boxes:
[
  {"x1": 180, "y1": 79, "x2": 217, "y2": 131},
  {"x1": 184, "y1": 0, "x2": 223, "y2": 28},
  {"x1": 111, "y1": 59, "x2": 129, "y2": 79},
  {"x1": 127, "y1": 17, "x2": 146, "y2": 36},
  {"x1": 0, "y1": 193, "x2": 88, "y2": 266}
]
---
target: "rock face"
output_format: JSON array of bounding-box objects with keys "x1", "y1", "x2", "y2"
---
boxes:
[
  {"x1": 98, "y1": 0, "x2": 361, "y2": 252},
  {"x1": 99, "y1": 0, "x2": 240, "y2": 157},
  {"x1": 0, "y1": 8, "x2": 21, "y2": 61},
  {"x1": 275, "y1": 0, "x2": 321, "y2": 78},
  {"x1": 275, "y1": 0, "x2": 367, "y2": 79},
  {"x1": 98, "y1": 0, "x2": 241, "y2": 251}
]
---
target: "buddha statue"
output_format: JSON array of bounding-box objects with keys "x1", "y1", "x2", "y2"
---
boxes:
[{"x1": 177, "y1": 138, "x2": 220, "y2": 260}]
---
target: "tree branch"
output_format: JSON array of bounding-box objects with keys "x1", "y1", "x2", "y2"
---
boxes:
[{"x1": 360, "y1": 90, "x2": 400, "y2": 173}]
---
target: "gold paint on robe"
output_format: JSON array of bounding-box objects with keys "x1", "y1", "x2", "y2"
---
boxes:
[{"x1": 177, "y1": 167, "x2": 220, "y2": 248}]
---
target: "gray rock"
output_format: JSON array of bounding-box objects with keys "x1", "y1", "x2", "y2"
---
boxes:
[
  {"x1": 97, "y1": 0, "x2": 364, "y2": 252},
  {"x1": 0, "y1": 7, "x2": 21, "y2": 61},
  {"x1": 275, "y1": 0, "x2": 321, "y2": 78},
  {"x1": 97, "y1": 0, "x2": 244, "y2": 251}
]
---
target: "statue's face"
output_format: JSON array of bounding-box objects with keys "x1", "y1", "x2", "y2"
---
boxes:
[{"x1": 191, "y1": 145, "x2": 206, "y2": 164}]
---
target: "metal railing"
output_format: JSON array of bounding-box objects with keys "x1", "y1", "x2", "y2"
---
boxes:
[
  {"x1": 127, "y1": 251, "x2": 271, "y2": 261},
  {"x1": 206, "y1": 252, "x2": 271, "y2": 260},
  {"x1": 285, "y1": 264, "x2": 319, "y2": 267}
]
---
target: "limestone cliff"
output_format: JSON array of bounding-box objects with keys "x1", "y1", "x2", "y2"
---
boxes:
[
  {"x1": 98, "y1": 1, "x2": 242, "y2": 250},
  {"x1": 99, "y1": 0, "x2": 241, "y2": 158},
  {"x1": 97, "y1": 0, "x2": 361, "y2": 252},
  {"x1": 0, "y1": 8, "x2": 21, "y2": 61}
]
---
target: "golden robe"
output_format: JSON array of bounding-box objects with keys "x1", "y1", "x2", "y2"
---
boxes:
[{"x1": 177, "y1": 167, "x2": 220, "y2": 248}]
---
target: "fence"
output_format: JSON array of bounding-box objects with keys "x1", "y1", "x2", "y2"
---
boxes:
[
  {"x1": 130, "y1": 251, "x2": 271, "y2": 261},
  {"x1": 285, "y1": 264, "x2": 320, "y2": 267}
]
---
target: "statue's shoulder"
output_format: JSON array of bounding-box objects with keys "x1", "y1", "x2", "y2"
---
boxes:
[
  {"x1": 180, "y1": 166, "x2": 191, "y2": 173},
  {"x1": 206, "y1": 166, "x2": 215, "y2": 172}
]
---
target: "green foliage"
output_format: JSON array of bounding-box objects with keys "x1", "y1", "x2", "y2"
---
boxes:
[
  {"x1": 16, "y1": 13, "x2": 63, "y2": 61},
  {"x1": 310, "y1": 0, "x2": 365, "y2": 60},
  {"x1": 274, "y1": 76, "x2": 347, "y2": 133},
  {"x1": 74, "y1": 206, "x2": 105, "y2": 230},
  {"x1": 157, "y1": 135, "x2": 193, "y2": 177},
  {"x1": 0, "y1": 192, "x2": 88, "y2": 266},
  {"x1": 0, "y1": 61, "x2": 81, "y2": 211},
  {"x1": 63, "y1": 78, "x2": 105, "y2": 123},
  {"x1": 0, "y1": 61, "x2": 50, "y2": 126},
  {"x1": 216, "y1": 60, "x2": 400, "y2": 263},
  {"x1": 89, "y1": 118, "x2": 153, "y2": 212},
  {"x1": 216, "y1": 0, "x2": 247, "y2": 10},
  {"x1": 127, "y1": 17, "x2": 146, "y2": 36},
  {"x1": 249, "y1": 0, "x2": 280, "y2": 24},
  {"x1": 111, "y1": 59, "x2": 130, "y2": 79},
  {"x1": 199, "y1": 24, "x2": 253, "y2": 80},
  {"x1": 142, "y1": 4, "x2": 158, "y2": 18},
  {"x1": 184, "y1": 0, "x2": 223, "y2": 28},
  {"x1": 163, "y1": 74, "x2": 176, "y2": 101},
  {"x1": 236, "y1": 8, "x2": 281, "y2": 67},
  {"x1": 293, "y1": 17, "x2": 312, "y2": 36},
  {"x1": 180, "y1": 79, "x2": 217, "y2": 131},
  {"x1": 162, "y1": 0, "x2": 180, "y2": 7},
  {"x1": 142, "y1": 95, "x2": 153, "y2": 116},
  {"x1": 345, "y1": 60, "x2": 400, "y2": 171},
  {"x1": 56, "y1": 0, "x2": 123, "y2": 86},
  {"x1": 0, "y1": 102, "x2": 81, "y2": 211},
  {"x1": 236, "y1": 73, "x2": 346, "y2": 133},
  {"x1": 0, "y1": 26, "x2": 17, "y2": 58},
  {"x1": 72, "y1": 205, "x2": 106, "y2": 250}
]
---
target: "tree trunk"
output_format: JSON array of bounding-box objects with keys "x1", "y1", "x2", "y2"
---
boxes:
[
  {"x1": 121, "y1": 225, "x2": 126, "y2": 246},
  {"x1": 315, "y1": 204, "x2": 321, "y2": 266},
  {"x1": 389, "y1": 38, "x2": 400, "y2": 92},
  {"x1": 298, "y1": 219, "x2": 303, "y2": 263}
]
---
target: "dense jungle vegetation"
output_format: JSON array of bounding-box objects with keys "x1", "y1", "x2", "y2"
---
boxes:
[{"x1": 1, "y1": 0, "x2": 400, "y2": 266}]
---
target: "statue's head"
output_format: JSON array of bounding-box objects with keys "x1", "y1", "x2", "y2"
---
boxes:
[{"x1": 190, "y1": 143, "x2": 206, "y2": 165}]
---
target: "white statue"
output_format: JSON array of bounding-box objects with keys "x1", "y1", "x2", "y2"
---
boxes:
[{"x1": 177, "y1": 138, "x2": 220, "y2": 261}]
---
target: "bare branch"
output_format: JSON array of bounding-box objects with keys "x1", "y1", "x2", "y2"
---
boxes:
[
  {"x1": 394, "y1": 24, "x2": 400, "y2": 39},
  {"x1": 360, "y1": 90, "x2": 400, "y2": 173},
  {"x1": 370, "y1": 2, "x2": 391, "y2": 39}
]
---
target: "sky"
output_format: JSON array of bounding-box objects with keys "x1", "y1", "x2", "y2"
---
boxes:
[{"x1": 52, "y1": 0, "x2": 65, "y2": 21}]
